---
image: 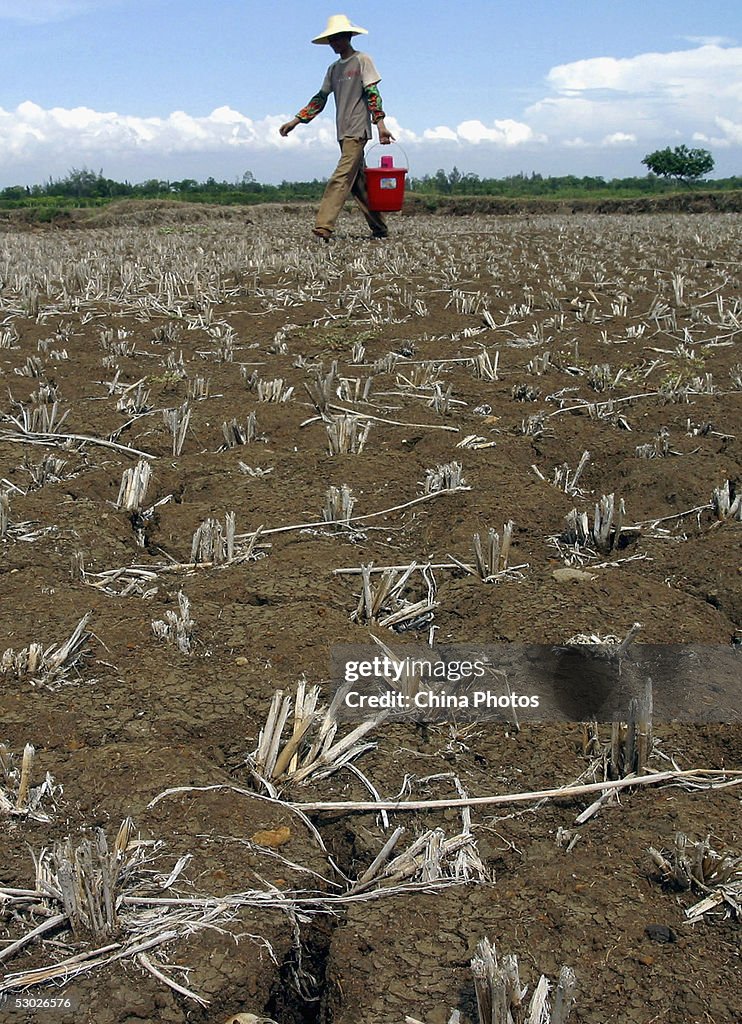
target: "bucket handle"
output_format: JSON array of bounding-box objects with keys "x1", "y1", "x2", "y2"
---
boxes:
[{"x1": 366, "y1": 141, "x2": 410, "y2": 170}]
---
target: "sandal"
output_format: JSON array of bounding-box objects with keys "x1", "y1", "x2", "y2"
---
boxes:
[{"x1": 312, "y1": 227, "x2": 332, "y2": 241}]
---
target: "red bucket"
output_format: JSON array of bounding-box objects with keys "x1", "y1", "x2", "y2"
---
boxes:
[{"x1": 365, "y1": 151, "x2": 408, "y2": 212}]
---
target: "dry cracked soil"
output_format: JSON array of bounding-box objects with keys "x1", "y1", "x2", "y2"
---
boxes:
[{"x1": 0, "y1": 203, "x2": 740, "y2": 1024}]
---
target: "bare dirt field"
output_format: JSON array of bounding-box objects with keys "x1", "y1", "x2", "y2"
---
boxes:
[{"x1": 1, "y1": 204, "x2": 740, "y2": 1024}]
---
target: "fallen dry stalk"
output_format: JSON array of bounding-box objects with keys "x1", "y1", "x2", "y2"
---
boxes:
[
  {"x1": 148, "y1": 769, "x2": 742, "y2": 817},
  {"x1": 0, "y1": 427, "x2": 155, "y2": 459},
  {"x1": 325, "y1": 403, "x2": 459, "y2": 432},
  {"x1": 237, "y1": 486, "x2": 471, "y2": 541}
]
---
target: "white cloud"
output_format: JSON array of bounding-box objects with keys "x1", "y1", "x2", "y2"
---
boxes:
[
  {"x1": 0, "y1": 103, "x2": 543, "y2": 177},
  {"x1": 455, "y1": 119, "x2": 544, "y2": 146},
  {"x1": 527, "y1": 45, "x2": 742, "y2": 156},
  {"x1": 0, "y1": 102, "x2": 339, "y2": 167},
  {"x1": 546, "y1": 44, "x2": 742, "y2": 99},
  {"x1": 602, "y1": 132, "x2": 637, "y2": 145},
  {"x1": 682, "y1": 35, "x2": 736, "y2": 47},
  {"x1": 423, "y1": 125, "x2": 458, "y2": 142},
  {"x1": 0, "y1": 44, "x2": 740, "y2": 183},
  {"x1": 704, "y1": 116, "x2": 742, "y2": 146}
]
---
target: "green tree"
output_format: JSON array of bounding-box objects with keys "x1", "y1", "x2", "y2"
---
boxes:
[
  {"x1": 433, "y1": 168, "x2": 451, "y2": 194},
  {"x1": 641, "y1": 145, "x2": 714, "y2": 184}
]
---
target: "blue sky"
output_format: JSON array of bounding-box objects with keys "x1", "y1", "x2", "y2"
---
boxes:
[{"x1": 0, "y1": 0, "x2": 740, "y2": 186}]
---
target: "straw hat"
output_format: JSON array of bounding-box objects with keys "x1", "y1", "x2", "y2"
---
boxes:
[{"x1": 312, "y1": 14, "x2": 368, "y2": 44}]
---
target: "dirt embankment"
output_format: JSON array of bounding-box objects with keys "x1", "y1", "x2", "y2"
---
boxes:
[
  {"x1": 402, "y1": 189, "x2": 742, "y2": 216},
  {"x1": 1, "y1": 189, "x2": 741, "y2": 232}
]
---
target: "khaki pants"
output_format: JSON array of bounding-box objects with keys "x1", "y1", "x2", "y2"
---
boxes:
[{"x1": 315, "y1": 137, "x2": 388, "y2": 236}]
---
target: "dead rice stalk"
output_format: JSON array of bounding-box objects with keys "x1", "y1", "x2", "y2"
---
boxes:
[
  {"x1": 397, "y1": 361, "x2": 440, "y2": 389},
  {"x1": 0, "y1": 613, "x2": 93, "y2": 687},
  {"x1": 608, "y1": 677, "x2": 653, "y2": 780},
  {"x1": 115, "y1": 459, "x2": 153, "y2": 512},
  {"x1": 326, "y1": 414, "x2": 371, "y2": 455},
  {"x1": 635, "y1": 428, "x2": 671, "y2": 459},
  {"x1": 449, "y1": 522, "x2": 516, "y2": 582},
  {"x1": 80, "y1": 564, "x2": 159, "y2": 599},
  {"x1": 221, "y1": 412, "x2": 258, "y2": 448},
  {"x1": 471, "y1": 349, "x2": 499, "y2": 380},
  {"x1": 257, "y1": 378, "x2": 294, "y2": 403},
  {"x1": 22, "y1": 453, "x2": 69, "y2": 489},
  {"x1": 247, "y1": 680, "x2": 384, "y2": 794},
  {"x1": 191, "y1": 513, "x2": 236, "y2": 565},
  {"x1": 238, "y1": 487, "x2": 472, "y2": 543},
  {"x1": 238, "y1": 463, "x2": 273, "y2": 478},
  {"x1": 162, "y1": 402, "x2": 191, "y2": 456},
  {"x1": 472, "y1": 938, "x2": 576, "y2": 1024},
  {"x1": 0, "y1": 819, "x2": 233, "y2": 1004},
  {"x1": 0, "y1": 743, "x2": 57, "y2": 821},
  {"x1": 351, "y1": 825, "x2": 489, "y2": 896},
  {"x1": 352, "y1": 562, "x2": 438, "y2": 630},
  {"x1": 456, "y1": 434, "x2": 496, "y2": 450},
  {"x1": 325, "y1": 403, "x2": 459, "y2": 432},
  {"x1": 649, "y1": 833, "x2": 742, "y2": 920},
  {"x1": 304, "y1": 366, "x2": 338, "y2": 413},
  {"x1": 519, "y1": 412, "x2": 546, "y2": 437},
  {"x1": 0, "y1": 426, "x2": 155, "y2": 460},
  {"x1": 711, "y1": 479, "x2": 742, "y2": 520},
  {"x1": 0, "y1": 495, "x2": 53, "y2": 543},
  {"x1": 322, "y1": 484, "x2": 356, "y2": 530},
  {"x1": 526, "y1": 351, "x2": 551, "y2": 375},
  {"x1": 427, "y1": 382, "x2": 454, "y2": 415},
  {"x1": 151, "y1": 592, "x2": 194, "y2": 653},
  {"x1": 334, "y1": 561, "x2": 463, "y2": 575},
  {"x1": 422, "y1": 462, "x2": 466, "y2": 494},
  {"x1": 15, "y1": 355, "x2": 44, "y2": 378},
  {"x1": 187, "y1": 376, "x2": 211, "y2": 401},
  {"x1": 0, "y1": 326, "x2": 19, "y2": 349},
  {"x1": 9, "y1": 401, "x2": 69, "y2": 435},
  {"x1": 564, "y1": 494, "x2": 640, "y2": 554},
  {"x1": 337, "y1": 375, "x2": 374, "y2": 403},
  {"x1": 534, "y1": 450, "x2": 590, "y2": 496},
  {"x1": 370, "y1": 351, "x2": 400, "y2": 374},
  {"x1": 116, "y1": 382, "x2": 152, "y2": 415},
  {"x1": 47, "y1": 818, "x2": 138, "y2": 941}
]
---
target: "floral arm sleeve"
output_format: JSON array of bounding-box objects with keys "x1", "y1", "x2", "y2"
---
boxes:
[
  {"x1": 296, "y1": 90, "x2": 329, "y2": 123},
  {"x1": 363, "y1": 84, "x2": 386, "y2": 124}
]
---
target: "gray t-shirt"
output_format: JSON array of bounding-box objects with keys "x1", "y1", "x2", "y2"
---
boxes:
[{"x1": 321, "y1": 51, "x2": 381, "y2": 142}]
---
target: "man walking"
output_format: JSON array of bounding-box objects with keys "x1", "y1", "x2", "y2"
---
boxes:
[{"x1": 279, "y1": 13, "x2": 395, "y2": 241}]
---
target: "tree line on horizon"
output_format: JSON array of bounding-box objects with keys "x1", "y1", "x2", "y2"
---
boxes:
[{"x1": 1, "y1": 147, "x2": 737, "y2": 209}]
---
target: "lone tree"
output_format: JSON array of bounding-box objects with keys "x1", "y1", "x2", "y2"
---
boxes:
[{"x1": 641, "y1": 145, "x2": 714, "y2": 185}]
